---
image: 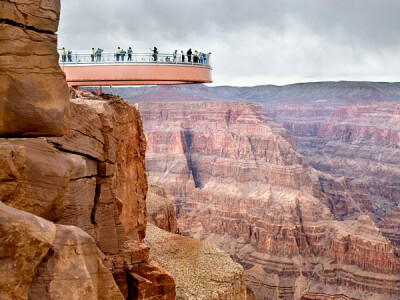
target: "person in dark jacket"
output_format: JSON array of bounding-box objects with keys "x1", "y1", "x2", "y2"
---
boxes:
[
  {"x1": 67, "y1": 50, "x2": 72, "y2": 62},
  {"x1": 150, "y1": 47, "x2": 158, "y2": 61},
  {"x1": 120, "y1": 49, "x2": 126, "y2": 61},
  {"x1": 187, "y1": 48, "x2": 192, "y2": 62},
  {"x1": 127, "y1": 47, "x2": 133, "y2": 61},
  {"x1": 95, "y1": 48, "x2": 103, "y2": 62}
]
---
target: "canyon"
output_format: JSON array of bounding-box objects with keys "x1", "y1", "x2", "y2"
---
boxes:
[
  {"x1": 140, "y1": 100, "x2": 400, "y2": 299},
  {"x1": 2, "y1": 1, "x2": 400, "y2": 299},
  {"x1": 122, "y1": 83, "x2": 400, "y2": 251},
  {"x1": 0, "y1": 1, "x2": 250, "y2": 299}
]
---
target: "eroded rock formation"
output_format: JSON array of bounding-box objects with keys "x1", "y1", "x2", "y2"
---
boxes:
[
  {"x1": 0, "y1": 202, "x2": 124, "y2": 300},
  {"x1": 146, "y1": 184, "x2": 249, "y2": 299},
  {"x1": 0, "y1": 0, "x2": 70, "y2": 136},
  {"x1": 140, "y1": 101, "x2": 400, "y2": 299},
  {"x1": 147, "y1": 184, "x2": 178, "y2": 233},
  {"x1": 0, "y1": 0, "x2": 175, "y2": 298},
  {"x1": 0, "y1": 90, "x2": 176, "y2": 299}
]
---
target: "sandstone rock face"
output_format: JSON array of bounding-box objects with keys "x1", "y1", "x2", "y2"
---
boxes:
[
  {"x1": 0, "y1": 0, "x2": 70, "y2": 137},
  {"x1": 146, "y1": 223, "x2": 247, "y2": 300},
  {"x1": 0, "y1": 0, "x2": 61, "y2": 32},
  {"x1": 128, "y1": 259, "x2": 176, "y2": 300},
  {"x1": 0, "y1": 202, "x2": 124, "y2": 300},
  {"x1": 140, "y1": 101, "x2": 400, "y2": 300},
  {"x1": 147, "y1": 184, "x2": 178, "y2": 233},
  {"x1": 111, "y1": 96, "x2": 148, "y2": 240},
  {"x1": 0, "y1": 137, "x2": 96, "y2": 221},
  {"x1": 50, "y1": 92, "x2": 170, "y2": 297},
  {"x1": 0, "y1": 1, "x2": 174, "y2": 298},
  {"x1": 0, "y1": 91, "x2": 175, "y2": 299},
  {"x1": 267, "y1": 102, "x2": 400, "y2": 248}
]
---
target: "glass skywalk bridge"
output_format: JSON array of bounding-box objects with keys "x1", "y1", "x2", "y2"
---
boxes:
[{"x1": 59, "y1": 51, "x2": 213, "y2": 86}]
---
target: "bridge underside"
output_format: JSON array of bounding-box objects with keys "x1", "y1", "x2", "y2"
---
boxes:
[{"x1": 63, "y1": 64, "x2": 212, "y2": 86}]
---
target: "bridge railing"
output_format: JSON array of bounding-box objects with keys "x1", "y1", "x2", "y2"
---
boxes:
[{"x1": 59, "y1": 51, "x2": 212, "y2": 67}]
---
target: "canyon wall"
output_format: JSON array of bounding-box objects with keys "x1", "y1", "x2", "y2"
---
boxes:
[
  {"x1": 122, "y1": 82, "x2": 400, "y2": 249},
  {"x1": 0, "y1": 90, "x2": 176, "y2": 299},
  {"x1": 267, "y1": 102, "x2": 400, "y2": 248},
  {"x1": 0, "y1": 1, "x2": 176, "y2": 299},
  {"x1": 140, "y1": 101, "x2": 400, "y2": 300}
]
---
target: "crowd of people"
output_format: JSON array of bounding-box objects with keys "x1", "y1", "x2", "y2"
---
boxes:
[{"x1": 60, "y1": 46, "x2": 211, "y2": 64}]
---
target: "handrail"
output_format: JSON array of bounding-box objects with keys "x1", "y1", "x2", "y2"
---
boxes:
[{"x1": 58, "y1": 51, "x2": 212, "y2": 68}]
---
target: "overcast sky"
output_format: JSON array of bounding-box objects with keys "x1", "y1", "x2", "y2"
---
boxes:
[{"x1": 58, "y1": 0, "x2": 400, "y2": 86}]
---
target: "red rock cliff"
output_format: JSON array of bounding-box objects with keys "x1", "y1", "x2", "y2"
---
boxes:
[
  {"x1": 0, "y1": 1, "x2": 175, "y2": 299},
  {"x1": 140, "y1": 101, "x2": 400, "y2": 300}
]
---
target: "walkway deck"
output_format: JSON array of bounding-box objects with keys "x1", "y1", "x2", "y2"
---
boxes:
[{"x1": 60, "y1": 51, "x2": 212, "y2": 86}]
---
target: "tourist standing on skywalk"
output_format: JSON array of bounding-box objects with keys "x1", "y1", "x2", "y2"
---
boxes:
[{"x1": 127, "y1": 47, "x2": 133, "y2": 61}]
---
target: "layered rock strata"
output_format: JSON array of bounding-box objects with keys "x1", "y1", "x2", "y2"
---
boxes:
[
  {"x1": 51, "y1": 92, "x2": 174, "y2": 298},
  {"x1": 267, "y1": 102, "x2": 400, "y2": 247},
  {"x1": 0, "y1": 91, "x2": 176, "y2": 299},
  {"x1": 140, "y1": 101, "x2": 400, "y2": 299},
  {"x1": 0, "y1": 0, "x2": 70, "y2": 136}
]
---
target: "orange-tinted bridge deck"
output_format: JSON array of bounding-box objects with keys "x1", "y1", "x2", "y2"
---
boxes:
[{"x1": 60, "y1": 52, "x2": 212, "y2": 86}]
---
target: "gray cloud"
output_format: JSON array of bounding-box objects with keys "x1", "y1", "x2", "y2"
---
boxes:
[{"x1": 58, "y1": 0, "x2": 400, "y2": 86}]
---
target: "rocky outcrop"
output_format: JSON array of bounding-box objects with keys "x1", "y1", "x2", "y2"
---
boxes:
[
  {"x1": 147, "y1": 184, "x2": 250, "y2": 299},
  {"x1": 0, "y1": 90, "x2": 176, "y2": 299},
  {"x1": 140, "y1": 101, "x2": 400, "y2": 299},
  {"x1": 146, "y1": 223, "x2": 247, "y2": 300},
  {"x1": 147, "y1": 184, "x2": 178, "y2": 233},
  {"x1": 50, "y1": 92, "x2": 174, "y2": 298},
  {"x1": 0, "y1": 201, "x2": 124, "y2": 300},
  {"x1": 0, "y1": 0, "x2": 70, "y2": 137}
]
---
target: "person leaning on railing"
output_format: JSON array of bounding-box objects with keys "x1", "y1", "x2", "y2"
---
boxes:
[
  {"x1": 128, "y1": 47, "x2": 133, "y2": 61},
  {"x1": 150, "y1": 47, "x2": 158, "y2": 61},
  {"x1": 121, "y1": 49, "x2": 126, "y2": 61},
  {"x1": 187, "y1": 48, "x2": 192, "y2": 62},
  {"x1": 173, "y1": 50, "x2": 177, "y2": 63},
  {"x1": 116, "y1": 47, "x2": 121, "y2": 61},
  {"x1": 95, "y1": 48, "x2": 103, "y2": 61}
]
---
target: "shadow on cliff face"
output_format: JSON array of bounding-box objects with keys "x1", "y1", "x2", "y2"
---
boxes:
[{"x1": 182, "y1": 130, "x2": 203, "y2": 190}]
